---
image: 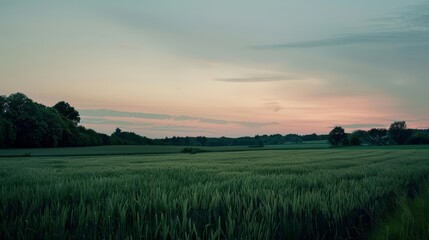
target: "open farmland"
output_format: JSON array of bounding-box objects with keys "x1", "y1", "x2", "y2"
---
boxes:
[
  {"x1": 0, "y1": 141, "x2": 330, "y2": 157},
  {"x1": 1, "y1": 148, "x2": 429, "y2": 239}
]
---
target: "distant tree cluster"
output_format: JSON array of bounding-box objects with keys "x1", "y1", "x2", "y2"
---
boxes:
[
  {"x1": 111, "y1": 128, "x2": 151, "y2": 145},
  {"x1": 328, "y1": 127, "x2": 348, "y2": 146},
  {"x1": 151, "y1": 133, "x2": 327, "y2": 147},
  {"x1": 100, "y1": 132, "x2": 327, "y2": 147},
  {"x1": 328, "y1": 121, "x2": 429, "y2": 147},
  {"x1": 0, "y1": 93, "x2": 110, "y2": 148},
  {"x1": 0, "y1": 93, "x2": 331, "y2": 149},
  {"x1": 3, "y1": 92, "x2": 426, "y2": 149}
]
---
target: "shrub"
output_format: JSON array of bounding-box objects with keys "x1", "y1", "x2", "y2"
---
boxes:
[{"x1": 181, "y1": 147, "x2": 201, "y2": 154}]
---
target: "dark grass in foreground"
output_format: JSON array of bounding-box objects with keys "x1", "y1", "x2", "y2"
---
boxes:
[
  {"x1": 1, "y1": 148, "x2": 429, "y2": 239},
  {"x1": 369, "y1": 184, "x2": 429, "y2": 240}
]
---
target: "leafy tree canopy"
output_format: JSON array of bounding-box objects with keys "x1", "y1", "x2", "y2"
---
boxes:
[
  {"x1": 388, "y1": 121, "x2": 412, "y2": 145},
  {"x1": 328, "y1": 126, "x2": 347, "y2": 146},
  {"x1": 53, "y1": 101, "x2": 80, "y2": 126}
]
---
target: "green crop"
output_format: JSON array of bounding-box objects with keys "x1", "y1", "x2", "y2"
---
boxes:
[{"x1": 1, "y1": 148, "x2": 428, "y2": 239}]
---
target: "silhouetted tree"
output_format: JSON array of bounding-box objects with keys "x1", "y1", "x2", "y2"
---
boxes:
[
  {"x1": 0, "y1": 95, "x2": 15, "y2": 147},
  {"x1": 351, "y1": 130, "x2": 370, "y2": 145},
  {"x1": 368, "y1": 128, "x2": 388, "y2": 145},
  {"x1": 39, "y1": 106, "x2": 64, "y2": 147},
  {"x1": 328, "y1": 126, "x2": 347, "y2": 146},
  {"x1": 388, "y1": 121, "x2": 412, "y2": 145},
  {"x1": 302, "y1": 133, "x2": 320, "y2": 141},
  {"x1": 205, "y1": 137, "x2": 233, "y2": 146},
  {"x1": 407, "y1": 132, "x2": 429, "y2": 145},
  {"x1": 0, "y1": 117, "x2": 15, "y2": 147},
  {"x1": 111, "y1": 128, "x2": 150, "y2": 145},
  {"x1": 0, "y1": 93, "x2": 108, "y2": 148},
  {"x1": 60, "y1": 119, "x2": 82, "y2": 147},
  {"x1": 53, "y1": 101, "x2": 80, "y2": 126},
  {"x1": 0, "y1": 93, "x2": 64, "y2": 147},
  {"x1": 284, "y1": 134, "x2": 303, "y2": 144},
  {"x1": 0, "y1": 95, "x2": 5, "y2": 113},
  {"x1": 99, "y1": 133, "x2": 112, "y2": 145},
  {"x1": 195, "y1": 136, "x2": 208, "y2": 146},
  {"x1": 2, "y1": 93, "x2": 32, "y2": 119},
  {"x1": 350, "y1": 135, "x2": 361, "y2": 146}
]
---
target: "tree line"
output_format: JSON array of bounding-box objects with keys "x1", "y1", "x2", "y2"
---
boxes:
[
  {"x1": 2, "y1": 93, "x2": 427, "y2": 148},
  {"x1": 107, "y1": 129, "x2": 328, "y2": 147},
  {"x1": 328, "y1": 122, "x2": 429, "y2": 147},
  {"x1": 0, "y1": 93, "x2": 111, "y2": 148},
  {"x1": 0, "y1": 93, "x2": 328, "y2": 148}
]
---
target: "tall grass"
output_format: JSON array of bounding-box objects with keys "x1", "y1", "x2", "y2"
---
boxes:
[
  {"x1": 369, "y1": 183, "x2": 429, "y2": 239},
  {"x1": 1, "y1": 149, "x2": 429, "y2": 239}
]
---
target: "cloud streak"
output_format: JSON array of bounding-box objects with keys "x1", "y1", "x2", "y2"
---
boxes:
[
  {"x1": 79, "y1": 109, "x2": 278, "y2": 128},
  {"x1": 254, "y1": 3, "x2": 429, "y2": 49},
  {"x1": 214, "y1": 74, "x2": 304, "y2": 82},
  {"x1": 80, "y1": 117, "x2": 153, "y2": 126},
  {"x1": 80, "y1": 109, "x2": 171, "y2": 120},
  {"x1": 264, "y1": 101, "x2": 282, "y2": 112},
  {"x1": 139, "y1": 125, "x2": 218, "y2": 134},
  {"x1": 81, "y1": 117, "x2": 219, "y2": 135},
  {"x1": 338, "y1": 123, "x2": 386, "y2": 129},
  {"x1": 253, "y1": 30, "x2": 429, "y2": 49}
]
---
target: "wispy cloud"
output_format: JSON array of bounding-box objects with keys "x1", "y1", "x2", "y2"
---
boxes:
[
  {"x1": 80, "y1": 117, "x2": 154, "y2": 127},
  {"x1": 338, "y1": 123, "x2": 385, "y2": 129},
  {"x1": 139, "y1": 125, "x2": 218, "y2": 134},
  {"x1": 264, "y1": 101, "x2": 282, "y2": 112},
  {"x1": 81, "y1": 116, "x2": 219, "y2": 135},
  {"x1": 253, "y1": 30, "x2": 429, "y2": 49},
  {"x1": 79, "y1": 109, "x2": 278, "y2": 128},
  {"x1": 80, "y1": 117, "x2": 141, "y2": 126},
  {"x1": 214, "y1": 74, "x2": 304, "y2": 82},
  {"x1": 198, "y1": 118, "x2": 230, "y2": 125},
  {"x1": 254, "y1": 3, "x2": 429, "y2": 49},
  {"x1": 238, "y1": 121, "x2": 279, "y2": 128},
  {"x1": 80, "y1": 109, "x2": 170, "y2": 120},
  {"x1": 391, "y1": 3, "x2": 429, "y2": 30}
]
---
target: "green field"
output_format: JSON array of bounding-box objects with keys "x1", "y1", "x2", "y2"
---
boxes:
[
  {"x1": 1, "y1": 147, "x2": 429, "y2": 239},
  {"x1": 0, "y1": 142, "x2": 330, "y2": 157},
  {"x1": 369, "y1": 184, "x2": 429, "y2": 240}
]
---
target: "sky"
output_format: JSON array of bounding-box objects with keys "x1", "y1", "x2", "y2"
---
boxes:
[{"x1": 1, "y1": 0, "x2": 429, "y2": 137}]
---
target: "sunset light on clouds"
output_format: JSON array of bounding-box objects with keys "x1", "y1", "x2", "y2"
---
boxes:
[{"x1": 1, "y1": 0, "x2": 428, "y2": 137}]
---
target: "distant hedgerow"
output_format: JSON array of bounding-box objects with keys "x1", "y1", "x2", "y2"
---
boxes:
[{"x1": 181, "y1": 147, "x2": 203, "y2": 154}]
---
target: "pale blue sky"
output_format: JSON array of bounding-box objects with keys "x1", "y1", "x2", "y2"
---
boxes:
[{"x1": 1, "y1": 0, "x2": 428, "y2": 137}]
